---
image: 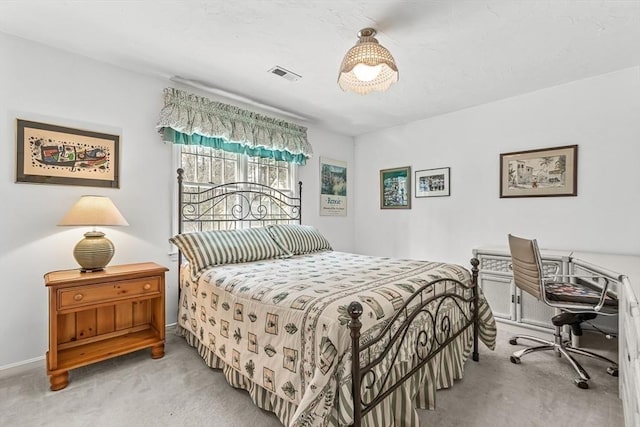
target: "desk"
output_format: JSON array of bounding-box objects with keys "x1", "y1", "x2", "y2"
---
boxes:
[
  {"x1": 571, "y1": 252, "x2": 640, "y2": 427},
  {"x1": 473, "y1": 247, "x2": 640, "y2": 426},
  {"x1": 473, "y1": 247, "x2": 572, "y2": 331}
]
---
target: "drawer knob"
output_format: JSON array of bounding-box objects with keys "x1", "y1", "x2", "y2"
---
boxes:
[
  {"x1": 143, "y1": 283, "x2": 151, "y2": 290},
  {"x1": 74, "y1": 293, "x2": 83, "y2": 301}
]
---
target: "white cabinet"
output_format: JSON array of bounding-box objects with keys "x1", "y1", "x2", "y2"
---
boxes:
[
  {"x1": 476, "y1": 253, "x2": 513, "y2": 321},
  {"x1": 620, "y1": 276, "x2": 640, "y2": 427},
  {"x1": 473, "y1": 248, "x2": 570, "y2": 332}
]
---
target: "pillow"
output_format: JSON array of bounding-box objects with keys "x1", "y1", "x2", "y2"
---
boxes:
[
  {"x1": 170, "y1": 227, "x2": 291, "y2": 279},
  {"x1": 267, "y1": 224, "x2": 333, "y2": 255}
]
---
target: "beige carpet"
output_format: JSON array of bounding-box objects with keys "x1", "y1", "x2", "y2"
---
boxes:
[{"x1": 0, "y1": 323, "x2": 622, "y2": 427}]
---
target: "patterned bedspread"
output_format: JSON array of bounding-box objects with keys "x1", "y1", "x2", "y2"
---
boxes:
[{"x1": 176, "y1": 251, "x2": 496, "y2": 426}]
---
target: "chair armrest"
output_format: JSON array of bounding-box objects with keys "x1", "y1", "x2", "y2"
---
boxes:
[
  {"x1": 542, "y1": 275, "x2": 615, "y2": 312},
  {"x1": 544, "y1": 274, "x2": 616, "y2": 281}
]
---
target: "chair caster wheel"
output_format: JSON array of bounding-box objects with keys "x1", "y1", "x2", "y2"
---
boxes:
[
  {"x1": 575, "y1": 379, "x2": 589, "y2": 389},
  {"x1": 510, "y1": 355, "x2": 521, "y2": 364},
  {"x1": 607, "y1": 366, "x2": 619, "y2": 377},
  {"x1": 509, "y1": 338, "x2": 518, "y2": 345}
]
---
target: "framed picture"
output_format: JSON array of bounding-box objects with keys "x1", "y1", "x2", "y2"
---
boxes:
[
  {"x1": 16, "y1": 119, "x2": 120, "y2": 188},
  {"x1": 500, "y1": 145, "x2": 577, "y2": 198},
  {"x1": 380, "y1": 166, "x2": 411, "y2": 209},
  {"x1": 319, "y1": 157, "x2": 347, "y2": 216},
  {"x1": 415, "y1": 167, "x2": 450, "y2": 198}
]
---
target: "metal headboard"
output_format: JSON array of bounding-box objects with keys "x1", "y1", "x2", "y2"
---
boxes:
[
  {"x1": 175, "y1": 168, "x2": 302, "y2": 297},
  {"x1": 177, "y1": 168, "x2": 302, "y2": 234}
]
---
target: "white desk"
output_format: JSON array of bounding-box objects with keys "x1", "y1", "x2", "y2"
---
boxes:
[
  {"x1": 473, "y1": 247, "x2": 572, "y2": 331},
  {"x1": 571, "y1": 251, "x2": 640, "y2": 296},
  {"x1": 473, "y1": 247, "x2": 640, "y2": 426},
  {"x1": 571, "y1": 252, "x2": 640, "y2": 427}
]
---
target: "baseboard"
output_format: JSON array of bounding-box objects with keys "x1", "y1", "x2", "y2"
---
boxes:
[
  {"x1": 0, "y1": 355, "x2": 45, "y2": 373},
  {"x1": 0, "y1": 323, "x2": 179, "y2": 373}
]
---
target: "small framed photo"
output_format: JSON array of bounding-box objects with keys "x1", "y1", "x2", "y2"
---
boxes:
[
  {"x1": 16, "y1": 119, "x2": 120, "y2": 188},
  {"x1": 415, "y1": 167, "x2": 450, "y2": 198},
  {"x1": 380, "y1": 166, "x2": 411, "y2": 209},
  {"x1": 500, "y1": 145, "x2": 577, "y2": 198}
]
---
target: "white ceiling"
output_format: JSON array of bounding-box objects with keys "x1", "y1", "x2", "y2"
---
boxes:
[{"x1": 1, "y1": 1, "x2": 639, "y2": 136}]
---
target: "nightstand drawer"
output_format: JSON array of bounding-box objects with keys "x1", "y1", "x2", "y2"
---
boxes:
[{"x1": 59, "y1": 277, "x2": 160, "y2": 309}]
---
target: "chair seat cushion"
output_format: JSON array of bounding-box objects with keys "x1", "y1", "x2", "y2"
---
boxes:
[{"x1": 545, "y1": 281, "x2": 617, "y2": 307}]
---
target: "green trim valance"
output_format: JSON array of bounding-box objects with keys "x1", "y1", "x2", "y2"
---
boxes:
[
  {"x1": 157, "y1": 88, "x2": 312, "y2": 165},
  {"x1": 161, "y1": 128, "x2": 308, "y2": 164}
]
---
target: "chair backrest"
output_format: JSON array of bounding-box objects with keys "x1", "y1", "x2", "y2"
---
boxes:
[{"x1": 508, "y1": 234, "x2": 544, "y2": 299}]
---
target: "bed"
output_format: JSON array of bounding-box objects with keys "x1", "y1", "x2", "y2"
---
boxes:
[{"x1": 172, "y1": 169, "x2": 496, "y2": 427}]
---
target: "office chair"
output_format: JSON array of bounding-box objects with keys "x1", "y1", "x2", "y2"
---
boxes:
[{"x1": 507, "y1": 234, "x2": 618, "y2": 389}]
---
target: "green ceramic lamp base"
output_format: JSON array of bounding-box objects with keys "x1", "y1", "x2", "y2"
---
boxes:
[{"x1": 73, "y1": 231, "x2": 115, "y2": 272}]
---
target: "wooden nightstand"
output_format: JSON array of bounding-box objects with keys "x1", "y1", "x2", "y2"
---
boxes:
[{"x1": 45, "y1": 262, "x2": 168, "y2": 391}]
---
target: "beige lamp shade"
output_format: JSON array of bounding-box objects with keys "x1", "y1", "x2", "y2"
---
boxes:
[
  {"x1": 58, "y1": 196, "x2": 129, "y2": 272},
  {"x1": 338, "y1": 28, "x2": 399, "y2": 95},
  {"x1": 58, "y1": 195, "x2": 129, "y2": 227}
]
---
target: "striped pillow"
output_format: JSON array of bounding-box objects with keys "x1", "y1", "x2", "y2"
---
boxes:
[
  {"x1": 170, "y1": 227, "x2": 291, "y2": 278},
  {"x1": 267, "y1": 224, "x2": 332, "y2": 255}
]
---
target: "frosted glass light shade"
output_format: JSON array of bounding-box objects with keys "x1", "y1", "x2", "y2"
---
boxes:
[
  {"x1": 58, "y1": 196, "x2": 128, "y2": 272},
  {"x1": 338, "y1": 28, "x2": 399, "y2": 95},
  {"x1": 352, "y1": 64, "x2": 383, "y2": 82}
]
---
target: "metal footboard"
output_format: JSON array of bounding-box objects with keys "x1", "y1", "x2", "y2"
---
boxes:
[{"x1": 347, "y1": 258, "x2": 481, "y2": 426}]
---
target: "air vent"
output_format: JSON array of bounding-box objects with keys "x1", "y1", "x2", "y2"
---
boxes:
[{"x1": 268, "y1": 66, "x2": 302, "y2": 82}]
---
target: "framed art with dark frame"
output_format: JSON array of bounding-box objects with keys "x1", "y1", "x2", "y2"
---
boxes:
[
  {"x1": 500, "y1": 145, "x2": 577, "y2": 198},
  {"x1": 415, "y1": 167, "x2": 450, "y2": 198},
  {"x1": 380, "y1": 166, "x2": 411, "y2": 209},
  {"x1": 16, "y1": 119, "x2": 120, "y2": 188}
]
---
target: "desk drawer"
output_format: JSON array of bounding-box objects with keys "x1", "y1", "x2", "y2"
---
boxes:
[
  {"x1": 59, "y1": 277, "x2": 160, "y2": 310},
  {"x1": 479, "y1": 255, "x2": 511, "y2": 273},
  {"x1": 479, "y1": 255, "x2": 560, "y2": 277}
]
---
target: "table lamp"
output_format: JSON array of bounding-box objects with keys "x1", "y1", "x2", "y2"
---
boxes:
[{"x1": 58, "y1": 195, "x2": 129, "y2": 272}]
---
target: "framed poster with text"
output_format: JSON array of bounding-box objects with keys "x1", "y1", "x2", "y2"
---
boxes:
[{"x1": 320, "y1": 157, "x2": 347, "y2": 216}]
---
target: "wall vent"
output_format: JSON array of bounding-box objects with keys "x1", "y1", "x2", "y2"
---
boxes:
[{"x1": 268, "y1": 66, "x2": 302, "y2": 82}]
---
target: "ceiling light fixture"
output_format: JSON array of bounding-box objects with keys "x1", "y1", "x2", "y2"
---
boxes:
[{"x1": 338, "y1": 28, "x2": 399, "y2": 95}]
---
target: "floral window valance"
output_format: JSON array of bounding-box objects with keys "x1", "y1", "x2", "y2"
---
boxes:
[{"x1": 157, "y1": 88, "x2": 312, "y2": 164}]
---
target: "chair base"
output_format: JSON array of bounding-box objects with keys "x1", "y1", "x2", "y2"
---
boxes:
[{"x1": 509, "y1": 333, "x2": 618, "y2": 389}]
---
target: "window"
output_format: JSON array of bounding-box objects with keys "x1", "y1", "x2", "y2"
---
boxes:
[
  {"x1": 175, "y1": 145, "x2": 297, "y2": 232},
  {"x1": 180, "y1": 145, "x2": 295, "y2": 190},
  {"x1": 180, "y1": 145, "x2": 240, "y2": 185}
]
